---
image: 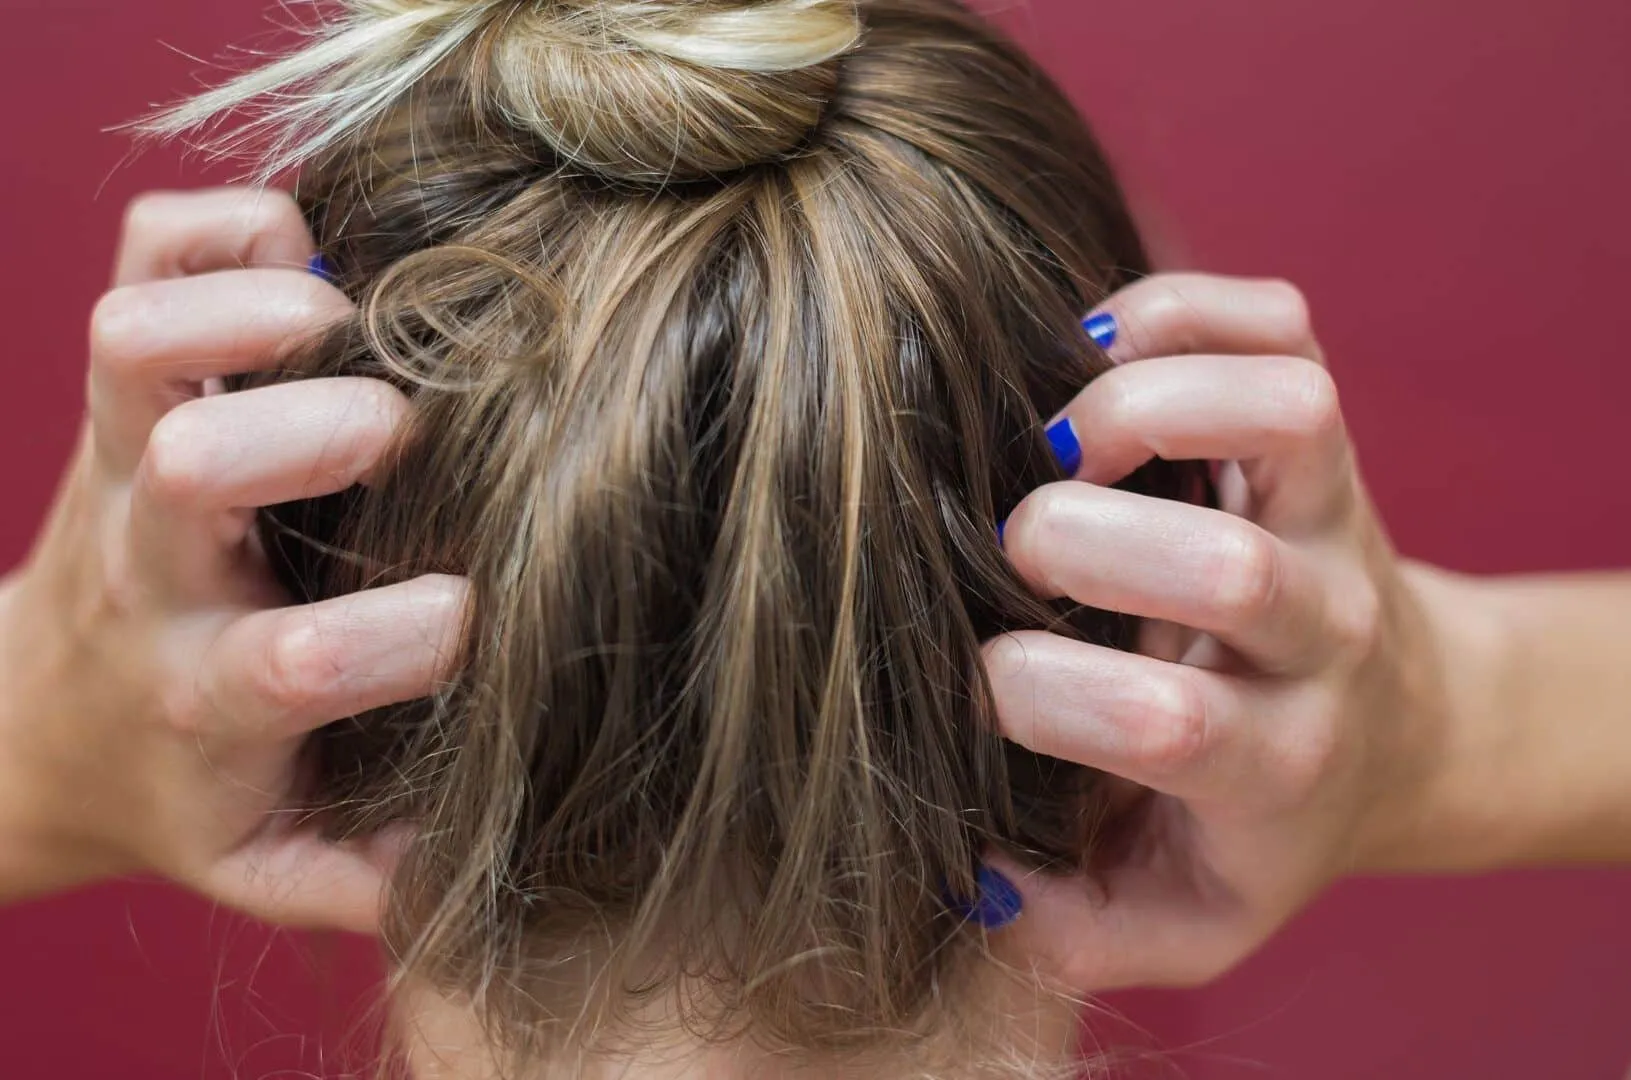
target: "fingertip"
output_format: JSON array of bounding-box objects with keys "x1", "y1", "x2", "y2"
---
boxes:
[
  {"x1": 980, "y1": 629, "x2": 1046, "y2": 685},
  {"x1": 945, "y1": 863, "x2": 1025, "y2": 931},
  {"x1": 410, "y1": 573, "x2": 471, "y2": 620},
  {"x1": 979, "y1": 853, "x2": 1121, "y2": 992},
  {"x1": 973, "y1": 864, "x2": 1025, "y2": 929},
  {"x1": 396, "y1": 574, "x2": 471, "y2": 677},
  {"x1": 207, "y1": 831, "x2": 392, "y2": 935},
  {"x1": 1044, "y1": 416, "x2": 1083, "y2": 477},
  {"x1": 991, "y1": 482, "x2": 1080, "y2": 601}
]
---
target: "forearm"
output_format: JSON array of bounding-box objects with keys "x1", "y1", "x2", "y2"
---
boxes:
[{"x1": 1394, "y1": 563, "x2": 1631, "y2": 872}]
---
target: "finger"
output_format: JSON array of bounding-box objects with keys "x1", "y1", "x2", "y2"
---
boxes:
[
  {"x1": 988, "y1": 852, "x2": 1245, "y2": 991},
  {"x1": 89, "y1": 269, "x2": 352, "y2": 473},
  {"x1": 1001, "y1": 484, "x2": 1334, "y2": 673},
  {"x1": 1087, "y1": 273, "x2": 1322, "y2": 366},
  {"x1": 114, "y1": 187, "x2": 315, "y2": 286},
  {"x1": 983, "y1": 631, "x2": 1264, "y2": 800},
  {"x1": 181, "y1": 575, "x2": 468, "y2": 743},
  {"x1": 201, "y1": 827, "x2": 408, "y2": 934},
  {"x1": 1051, "y1": 354, "x2": 1354, "y2": 532},
  {"x1": 131, "y1": 378, "x2": 411, "y2": 594}
]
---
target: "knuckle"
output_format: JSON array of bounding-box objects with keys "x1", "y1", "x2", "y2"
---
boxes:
[
  {"x1": 120, "y1": 191, "x2": 178, "y2": 244},
  {"x1": 1086, "y1": 366, "x2": 1140, "y2": 431},
  {"x1": 257, "y1": 614, "x2": 341, "y2": 718},
  {"x1": 96, "y1": 541, "x2": 148, "y2": 621},
  {"x1": 159, "y1": 677, "x2": 210, "y2": 738},
  {"x1": 88, "y1": 286, "x2": 149, "y2": 370},
  {"x1": 136, "y1": 405, "x2": 210, "y2": 508},
  {"x1": 1141, "y1": 284, "x2": 1205, "y2": 354},
  {"x1": 1276, "y1": 709, "x2": 1342, "y2": 795},
  {"x1": 1137, "y1": 673, "x2": 1210, "y2": 776},
  {"x1": 1286, "y1": 363, "x2": 1344, "y2": 440},
  {"x1": 234, "y1": 191, "x2": 315, "y2": 271},
  {"x1": 1328, "y1": 577, "x2": 1383, "y2": 659},
  {"x1": 1258, "y1": 278, "x2": 1314, "y2": 340},
  {"x1": 1209, "y1": 522, "x2": 1282, "y2": 623},
  {"x1": 240, "y1": 190, "x2": 303, "y2": 237},
  {"x1": 136, "y1": 406, "x2": 211, "y2": 507}
]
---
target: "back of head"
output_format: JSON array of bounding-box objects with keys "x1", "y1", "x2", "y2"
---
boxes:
[{"x1": 152, "y1": 0, "x2": 1203, "y2": 1074}]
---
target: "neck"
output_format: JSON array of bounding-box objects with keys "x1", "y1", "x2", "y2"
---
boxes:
[{"x1": 395, "y1": 959, "x2": 1084, "y2": 1080}]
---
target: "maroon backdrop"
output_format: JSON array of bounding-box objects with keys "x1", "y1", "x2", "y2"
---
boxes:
[{"x1": 3, "y1": 2, "x2": 1629, "y2": 1077}]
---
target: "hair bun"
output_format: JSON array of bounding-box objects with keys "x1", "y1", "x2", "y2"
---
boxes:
[
  {"x1": 145, "y1": 0, "x2": 861, "y2": 185},
  {"x1": 470, "y1": 0, "x2": 862, "y2": 181}
]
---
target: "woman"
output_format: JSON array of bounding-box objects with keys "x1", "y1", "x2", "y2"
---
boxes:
[
  {"x1": 145, "y1": 0, "x2": 1214, "y2": 1073},
  {"x1": 2, "y1": 0, "x2": 1630, "y2": 1073}
]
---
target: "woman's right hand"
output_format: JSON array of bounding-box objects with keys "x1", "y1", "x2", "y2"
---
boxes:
[
  {"x1": 986, "y1": 273, "x2": 1502, "y2": 990},
  {"x1": 0, "y1": 187, "x2": 465, "y2": 932}
]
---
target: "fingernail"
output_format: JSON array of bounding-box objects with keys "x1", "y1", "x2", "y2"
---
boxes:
[
  {"x1": 307, "y1": 252, "x2": 333, "y2": 280},
  {"x1": 948, "y1": 865, "x2": 1024, "y2": 930},
  {"x1": 996, "y1": 519, "x2": 1007, "y2": 547},
  {"x1": 1083, "y1": 311, "x2": 1118, "y2": 350},
  {"x1": 1045, "y1": 416, "x2": 1082, "y2": 476}
]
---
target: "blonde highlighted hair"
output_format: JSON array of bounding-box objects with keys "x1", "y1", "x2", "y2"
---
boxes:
[
  {"x1": 150, "y1": 0, "x2": 1205, "y2": 1075},
  {"x1": 148, "y1": 0, "x2": 862, "y2": 181}
]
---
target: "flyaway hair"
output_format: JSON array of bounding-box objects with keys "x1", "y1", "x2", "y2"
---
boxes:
[{"x1": 144, "y1": 0, "x2": 864, "y2": 181}]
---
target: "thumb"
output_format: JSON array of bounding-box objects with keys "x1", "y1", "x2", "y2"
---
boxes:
[
  {"x1": 201, "y1": 825, "x2": 412, "y2": 934},
  {"x1": 987, "y1": 851, "x2": 1245, "y2": 992}
]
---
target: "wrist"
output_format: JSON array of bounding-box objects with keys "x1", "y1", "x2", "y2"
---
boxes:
[
  {"x1": 0, "y1": 572, "x2": 123, "y2": 903},
  {"x1": 1353, "y1": 561, "x2": 1521, "y2": 874},
  {"x1": 0, "y1": 574, "x2": 53, "y2": 896}
]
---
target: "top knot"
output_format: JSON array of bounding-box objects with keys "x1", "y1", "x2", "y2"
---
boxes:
[
  {"x1": 144, "y1": 0, "x2": 862, "y2": 184},
  {"x1": 476, "y1": 1, "x2": 862, "y2": 181}
]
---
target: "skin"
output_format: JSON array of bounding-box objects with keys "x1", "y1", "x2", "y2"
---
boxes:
[
  {"x1": 0, "y1": 187, "x2": 465, "y2": 931},
  {"x1": 393, "y1": 964, "x2": 1084, "y2": 1079},
  {"x1": 2, "y1": 194, "x2": 1631, "y2": 1069},
  {"x1": 987, "y1": 272, "x2": 1631, "y2": 992}
]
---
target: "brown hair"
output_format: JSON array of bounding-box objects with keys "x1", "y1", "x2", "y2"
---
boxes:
[{"x1": 155, "y1": 0, "x2": 1203, "y2": 1073}]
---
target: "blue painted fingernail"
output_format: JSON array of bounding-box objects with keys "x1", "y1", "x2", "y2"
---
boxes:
[
  {"x1": 307, "y1": 253, "x2": 332, "y2": 280},
  {"x1": 1045, "y1": 416, "x2": 1082, "y2": 476},
  {"x1": 948, "y1": 865, "x2": 1024, "y2": 930},
  {"x1": 1084, "y1": 311, "x2": 1118, "y2": 350},
  {"x1": 996, "y1": 519, "x2": 1007, "y2": 547}
]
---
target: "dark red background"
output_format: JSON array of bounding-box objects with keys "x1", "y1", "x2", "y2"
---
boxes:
[{"x1": 3, "y1": 1, "x2": 1629, "y2": 1077}]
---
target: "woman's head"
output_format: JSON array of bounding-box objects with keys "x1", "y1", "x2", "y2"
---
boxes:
[{"x1": 154, "y1": 0, "x2": 1201, "y2": 1072}]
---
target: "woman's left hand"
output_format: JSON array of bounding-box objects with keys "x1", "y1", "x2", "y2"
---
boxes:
[
  {"x1": 0, "y1": 188, "x2": 465, "y2": 931},
  {"x1": 986, "y1": 273, "x2": 1465, "y2": 990}
]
